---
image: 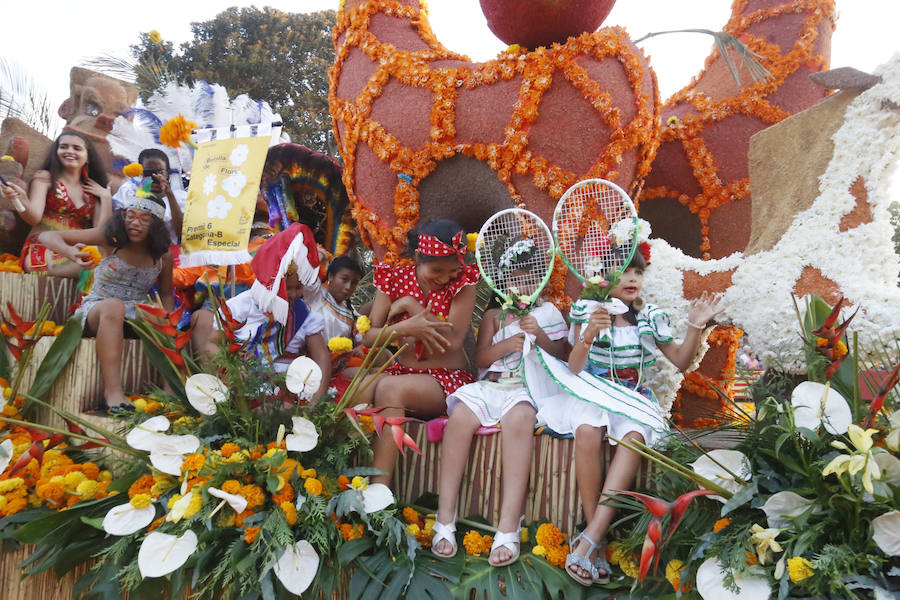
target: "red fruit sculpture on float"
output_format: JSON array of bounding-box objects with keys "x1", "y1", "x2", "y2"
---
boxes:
[{"x1": 479, "y1": 0, "x2": 617, "y2": 49}]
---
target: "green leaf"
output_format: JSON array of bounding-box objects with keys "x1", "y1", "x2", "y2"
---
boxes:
[
  {"x1": 266, "y1": 474, "x2": 280, "y2": 494},
  {"x1": 795, "y1": 426, "x2": 820, "y2": 442},
  {"x1": 22, "y1": 316, "x2": 83, "y2": 416},
  {"x1": 79, "y1": 516, "x2": 105, "y2": 531},
  {"x1": 133, "y1": 326, "x2": 188, "y2": 400},
  {"x1": 0, "y1": 331, "x2": 10, "y2": 380},
  {"x1": 721, "y1": 479, "x2": 758, "y2": 516},
  {"x1": 338, "y1": 536, "x2": 374, "y2": 565}
]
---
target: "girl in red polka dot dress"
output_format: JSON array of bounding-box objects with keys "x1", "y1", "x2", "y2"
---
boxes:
[{"x1": 359, "y1": 220, "x2": 480, "y2": 484}]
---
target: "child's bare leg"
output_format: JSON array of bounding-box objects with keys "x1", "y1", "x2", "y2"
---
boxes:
[
  {"x1": 490, "y1": 402, "x2": 536, "y2": 565},
  {"x1": 371, "y1": 374, "x2": 446, "y2": 485},
  {"x1": 570, "y1": 431, "x2": 644, "y2": 581},
  {"x1": 190, "y1": 309, "x2": 215, "y2": 357},
  {"x1": 574, "y1": 424, "x2": 605, "y2": 523},
  {"x1": 434, "y1": 404, "x2": 480, "y2": 556},
  {"x1": 85, "y1": 299, "x2": 127, "y2": 408}
]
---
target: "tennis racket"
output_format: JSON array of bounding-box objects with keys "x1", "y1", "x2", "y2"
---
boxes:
[
  {"x1": 552, "y1": 179, "x2": 639, "y2": 339},
  {"x1": 476, "y1": 208, "x2": 556, "y2": 368}
]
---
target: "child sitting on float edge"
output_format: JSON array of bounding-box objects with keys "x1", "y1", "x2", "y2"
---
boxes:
[{"x1": 211, "y1": 222, "x2": 331, "y2": 400}]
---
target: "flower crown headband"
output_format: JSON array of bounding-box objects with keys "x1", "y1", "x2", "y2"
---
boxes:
[
  {"x1": 122, "y1": 163, "x2": 165, "y2": 219},
  {"x1": 417, "y1": 231, "x2": 467, "y2": 265},
  {"x1": 498, "y1": 238, "x2": 535, "y2": 272}
]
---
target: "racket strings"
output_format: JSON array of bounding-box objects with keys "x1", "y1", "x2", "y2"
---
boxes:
[{"x1": 477, "y1": 212, "x2": 553, "y2": 300}]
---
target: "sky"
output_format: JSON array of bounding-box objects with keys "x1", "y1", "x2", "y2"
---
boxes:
[{"x1": 2, "y1": 0, "x2": 898, "y2": 135}]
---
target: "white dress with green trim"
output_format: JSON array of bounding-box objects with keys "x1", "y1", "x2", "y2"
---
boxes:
[
  {"x1": 532, "y1": 300, "x2": 673, "y2": 447},
  {"x1": 446, "y1": 303, "x2": 568, "y2": 427}
]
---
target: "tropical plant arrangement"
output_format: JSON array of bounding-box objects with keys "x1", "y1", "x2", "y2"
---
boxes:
[{"x1": 596, "y1": 295, "x2": 900, "y2": 600}]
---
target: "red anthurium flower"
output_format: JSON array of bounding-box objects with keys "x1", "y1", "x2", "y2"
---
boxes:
[{"x1": 864, "y1": 360, "x2": 900, "y2": 428}]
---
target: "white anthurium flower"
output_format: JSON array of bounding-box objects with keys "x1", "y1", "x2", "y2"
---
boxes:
[
  {"x1": 273, "y1": 540, "x2": 319, "y2": 595},
  {"x1": 361, "y1": 483, "x2": 394, "y2": 514},
  {"x1": 126, "y1": 416, "x2": 170, "y2": 451},
  {"x1": 285, "y1": 356, "x2": 322, "y2": 400},
  {"x1": 872, "y1": 511, "x2": 900, "y2": 556},
  {"x1": 689, "y1": 449, "x2": 752, "y2": 503},
  {"x1": 102, "y1": 503, "x2": 156, "y2": 536},
  {"x1": 208, "y1": 487, "x2": 248, "y2": 515},
  {"x1": 0, "y1": 439, "x2": 13, "y2": 473},
  {"x1": 148, "y1": 434, "x2": 201, "y2": 476},
  {"x1": 696, "y1": 557, "x2": 772, "y2": 600},
  {"x1": 885, "y1": 410, "x2": 900, "y2": 452},
  {"x1": 761, "y1": 491, "x2": 816, "y2": 529},
  {"x1": 790, "y1": 381, "x2": 851, "y2": 435},
  {"x1": 138, "y1": 530, "x2": 198, "y2": 578},
  {"x1": 184, "y1": 374, "x2": 228, "y2": 416},
  {"x1": 285, "y1": 416, "x2": 318, "y2": 453},
  {"x1": 874, "y1": 452, "x2": 900, "y2": 486}
]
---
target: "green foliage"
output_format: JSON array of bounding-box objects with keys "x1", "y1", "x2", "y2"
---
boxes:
[
  {"x1": 22, "y1": 316, "x2": 83, "y2": 418},
  {"x1": 131, "y1": 8, "x2": 336, "y2": 153}
]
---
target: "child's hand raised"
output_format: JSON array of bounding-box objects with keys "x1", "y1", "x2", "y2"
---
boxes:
[
  {"x1": 687, "y1": 291, "x2": 725, "y2": 329},
  {"x1": 400, "y1": 303, "x2": 453, "y2": 355}
]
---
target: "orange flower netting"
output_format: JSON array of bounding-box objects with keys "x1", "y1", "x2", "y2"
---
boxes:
[
  {"x1": 330, "y1": 0, "x2": 660, "y2": 298},
  {"x1": 642, "y1": 0, "x2": 835, "y2": 259}
]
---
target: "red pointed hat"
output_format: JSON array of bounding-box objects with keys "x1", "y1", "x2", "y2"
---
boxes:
[{"x1": 249, "y1": 222, "x2": 320, "y2": 324}]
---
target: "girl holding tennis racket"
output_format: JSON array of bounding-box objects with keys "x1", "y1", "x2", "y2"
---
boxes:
[
  {"x1": 432, "y1": 210, "x2": 567, "y2": 566},
  {"x1": 538, "y1": 180, "x2": 723, "y2": 585}
]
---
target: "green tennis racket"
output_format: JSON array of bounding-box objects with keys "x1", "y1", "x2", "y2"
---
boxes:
[{"x1": 475, "y1": 208, "x2": 556, "y2": 317}]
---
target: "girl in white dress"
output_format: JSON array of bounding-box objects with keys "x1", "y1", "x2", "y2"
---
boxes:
[
  {"x1": 432, "y1": 255, "x2": 568, "y2": 567},
  {"x1": 533, "y1": 248, "x2": 722, "y2": 585}
]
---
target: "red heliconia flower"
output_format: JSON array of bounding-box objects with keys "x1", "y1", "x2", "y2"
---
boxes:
[
  {"x1": 864, "y1": 360, "x2": 900, "y2": 429},
  {"x1": 160, "y1": 346, "x2": 186, "y2": 367},
  {"x1": 665, "y1": 489, "x2": 720, "y2": 543},
  {"x1": 174, "y1": 329, "x2": 193, "y2": 351},
  {"x1": 136, "y1": 303, "x2": 168, "y2": 320},
  {"x1": 391, "y1": 425, "x2": 422, "y2": 455},
  {"x1": 638, "y1": 518, "x2": 663, "y2": 583},
  {"x1": 615, "y1": 490, "x2": 671, "y2": 518},
  {"x1": 811, "y1": 296, "x2": 844, "y2": 338},
  {"x1": 2, "y1": 302, "x2": 39, "y2": 359},
  {"x1": 8, "y1": 440, "x2": 45, "y2": 477}
]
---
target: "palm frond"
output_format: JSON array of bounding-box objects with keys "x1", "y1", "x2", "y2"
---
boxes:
[
  {"x1": 0, "y1": 57, "x2": 54, "y2": 135},
  {"x1": 79, "y1": 53, "x2": 180, "y2": 99},
  {"x1": 635, "y1": 29, "x2": 771, "y2": 87},
  {"x1": 79, "y1": 53, "x2": 139, "y2": 83}
]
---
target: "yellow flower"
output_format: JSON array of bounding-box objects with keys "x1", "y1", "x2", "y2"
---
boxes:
[
  {"x1": 328, "y1": 336, "x2": 354, "y2": 354},
  {"x1": 280, "y1": 501, "x2": 298, "y2": 526},
  {"x1": 159, "y1": 115, "x2": 198, "y2": 149},
  {"x1": 63, "y1": 471, "x2": 86, "y2": 490},
  {"x1": 667, "y1": 116, "x2": 681, "y2": 125},
  {"x1": 75, "y1": 480, "x2": 98, "y2": 498},
  {"x1": 304, "y1": 478, "x2": 323, "y2": 497},
  {"x1": 122, "y1": 163, "x2": 143, "y2": 178},
  {"x1": 0, "y1": 478, "x2": 24, "y2": 494},
  {"x1": 466, "y1": 232, "x2": 478, "y2": 252},
  {"x1": 220, "y1": 442, "x2": 241, "y2": 458},
  {"x1": 407, "y1": 523, "x2": 421, "y2": 536},
  {"x1": 98, "y1": 470, "x2": 113, "y2": 482},
  {"x1": 531, "y1": 545, "x2": 547, "y2": 557},
  {"x1": 666, "y1": 559, "x2": 686, "y2": 590},
  {"x1": 462, "y1": 530, "x2": 492, "y2": 555},
  {"x1": 181, "y1": 453, "x2": 206, "y2": 473},
  {"x1": 350, "y1": 476, "x2": 368, "y2": 490},
  {"x1": 608, "y1": 541, "x2": 626, "y2": 565},
  {"x1": 356, "y1": 315, "x2": 371, "y2": 334},
  {"x1": 749, "y1": 524, "x2": 783, "y2": 565},
  {"x1": 713, "y1": 517, "x2": 732, "y2": 533},
  {"x1": 619, "y1": 553, "x2": 640, "y2": 579},
  {"x1": 147, "y1": 30, "x2": 163, "y2": 44},
  {"x1": 301, "y1": 468, "x2": 317, "y2": 479},
  {"x1": 787, "y1": 556, "x2": 814, "y2": 582},
  {"x1": 823, "y1": 424, "x2": 881, "y2": 494},
  {"x1": 130, "y1": 493, "x2": 153, "y2": 509}
]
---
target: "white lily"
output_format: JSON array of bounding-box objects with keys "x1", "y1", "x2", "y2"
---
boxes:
[
  {"x1": 689, "y1": 449, "x2": 752, "y2": 503},
  {"x1": 696, "y1": 557, "x2": 771, "y2": 600},
  {"x1": 285, "y1": 356, "x2": 322, "y2": 400},
  {"x1": 208, "y1": 487, "x2": 248, "y2": 516},
  {"x1": 138, "y1": 530, "x2": 198, "y2": 578},
  {"x1": 184, "y1": 373, "x2": 228, "y2": 416},
  {"x1": 148, "y1": 434, "x2": 201, "y2": 476},
  {"x1": 273, "y1": 540, "x2": 319, "y2": 595},
  {"x1": 285, "y1": 416, "x2": 318, "y2": 452},
  {"x1": 126, "y1": 416, "x2": 170, "y2": 451},
  {"x1": 749, "y1": 523, "x2": 783, "y2": 565},
  {"x1": 761, "y1": 491, "x2": 815, "y2": 529},
  {"x1": 0, "y1": 439, "x2": 13, "y2": 473},
  {"x1": 822, "y1": 424, "x2": 881, "y2": 494},
  {"x1": 102, "y1": 503, "x2": 156, "y2": 536},
  {"x1": 790, "y1": 381, "x2": 851, "y2": 435},
  {"x1": 872, "y1": 511, "x2": 900, "y2": 556}
]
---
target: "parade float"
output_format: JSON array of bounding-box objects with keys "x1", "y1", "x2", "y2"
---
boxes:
[{"x1": 0, "y1": 0, "x2": 898, "y2": 598}]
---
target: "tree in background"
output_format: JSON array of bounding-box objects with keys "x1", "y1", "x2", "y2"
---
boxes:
[{"x1": 131, "y1": 7, "x2": 336, "y2": 154}]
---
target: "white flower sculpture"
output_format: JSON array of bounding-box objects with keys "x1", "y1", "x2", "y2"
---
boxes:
[
  {"x1": 696, "y1": 557, "x2": 772, "y2": 600},
  {"x1": 285, "y1": 356, "x2": 322, "y2": 401},
  {"x1": 207, "y1": 195, "x2": 233, "y2": 219},
  {"x1": 184, "y1": 374, "x2": 228, "y2": 416},
  {"x1": 497, "y1": 238, "x2": 535, "y2": 271},
  {"x1": 202, "y1": 173, "x2": 217, "y2": 195},
  {"x1": 689, "y1": 449, "x2": 752, "y2": 503},
  {"x1": 229, "y1": 144, "x2": 249, "y2": 167},
  {"x1": 273, "y1": 540, "x2": 319, "y2": 595},
  {"x1": 221, "y1": 172, "x2": 248, "y2": 198},
  {"x1": 102, "y1": 502, "x2": 156, "y2": 536},
  {"x1": 138, "y1": 530, "x2": 198, "y2": 578},
  {"x1": 790, "y1": 381, "x2": 851, "y2": 435},
  {"x1": 285, "y1": 416, "x2": 318, "y2": 453}
]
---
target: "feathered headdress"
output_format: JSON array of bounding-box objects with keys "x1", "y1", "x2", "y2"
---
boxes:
[{"x1": 249, "y1": 223, "x2": 320, "y2": 325}]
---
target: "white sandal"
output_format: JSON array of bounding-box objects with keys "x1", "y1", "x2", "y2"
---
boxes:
[
  {"x1": 431, "y1": 518, "x2": 458, "y2": 558},
  {"x1": 489, "y1": 516, "x2": 524, "y2": 567}
]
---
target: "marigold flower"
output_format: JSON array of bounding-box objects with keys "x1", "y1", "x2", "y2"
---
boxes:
[
  {"x1": 36, "y1": 482, "x2": 65, "y2": 505},
  {"x1": 181, "y1": 453, "x2": 206, "y2": 473},
  {"x1": 220, "y1": 443, "x2": 241, "y2": 458},
  {"x1": 545, "y1": 544, "x2": 569, "y2": 569},
  {"x1": 76, "y1": 480, "x2": 98, "y2": 498},
  {"x1": 147, "y1": 30, "x2": 163, "y2": 45},
  {"x1": 122, "y1": 162, "x2": 143, "y2": 178},
  {"x1": 63, "y1": 471, "x2": 86, "y2": 490},
  {"x1": 0, "y1": 478, "x2": 24, "y2": 494},
  {"x1": 338, "y1": 474, "x2": 351, "y2": 490},
  {"x1": 280, "y1": 501, "x2": 298, "y2": 526},
  {"x1": 462, "y1": 530, "x2": 492, "y2": 555},
  {"x1": 355, "y1": 315, "x2": 371, "y2": 334},
  {"x1": 244, "y1": 526, "x2": 261, "y2": 544},
  {"x1": 666, "y1": 559, "x2": 688, "y2": 590},
  {"x1": 159, "y1": 115, "x2": 198, "y2": 149},
  {"x1": 3, "y1": 497, "x2": 28, "y2": 516},
  {"x1": 147, "y1": 516, "x2": 165, "y2": 532},
  {"x1": 402, "y1": 506, "x2": 419, "y2": 524},
  {"x1": 535, "y1": 523, "x2": 564, "y2": 548},
  {"x1": 339, "y1": 522, "x2": 364, "y2": 541},
  {"x1": 221, "y1": 479, "x2": 241, "y2": 495},
  {"x1": 301, "y1": 468, "x2": 317, "y2": 479},
  {"x1": 81, "y1": 462, "x2": 99, "y2": 480},
  {"x1": 240, "y1": 485, "x2": 266, "y2": 509},
  {"x1": 713, "y1": 517, "x2": 732, "y2": 533},
  {"x1": 787, "y1": 556, "x2": 814, "y2": 582},
  {"x1": 328, "y1": 336, "x2": 354, "y2": 354},
  {"x1": 130, "y1": 493, "x2": 153, "y2": 509},
  {"x1": 531, "y1": 545, "x2": 547, "y2": 557},
  {"x1": 304, "y1": 478, "x2": 323, "y2": 497},
  {"x1": 619, "y1": 553, "x2": 640, "y2": 579}
]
